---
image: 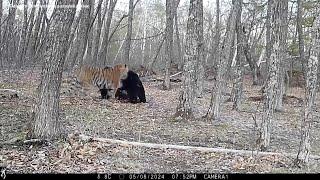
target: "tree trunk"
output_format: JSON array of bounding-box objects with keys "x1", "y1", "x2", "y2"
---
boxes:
[
  {"x1": 84, "y1": 1, "x2": 95, "y2": 64},
  {"x1": 174, "y1": 0, "x2": 202, "y2": 120},
  {"x1": 295, "y1": 15, "x2": 319, "y2": 167},
  {"x1": 141, "y1": 0, "x2": 148, "y2": 65},
  {"x1": 194, "y1": 0, "x2": 204, "y2": 98},
  {"x1": 24, "y1": 0, "x2": 37, "y2": 64},
  {"x1": 243, "y1": 33, "x2": 260, "y2": 85},
  {"x1": 97, "y1": 0, "x2": 117, "y2": 66},
  {"x1": 211, "y1": 0, "x2": 220, "y2": 73},
  {"x1": 148, "y1": 35, "x2": 165, "y2": 73},
  {"x1": 297, "y1": 0, "x2": 306, "y2": 79},
  {"x1": 123, "y1": 0, "x2": 134, "y2": 64},
  {"x1": 34, "y1": 0, "x2": 49, "y2": 61},
  {"x1": 92, "y1": 0, "x2": 105, "y2": 65},
  {"x1": 31, "y1": 0, "x2": 78, "y2": 140},
  {"x1": 83, "y1": 0, "x2": 95, "y2": 64},
  {"x1": 173, "y1": 0, "x2": 182, "y2": 70},
  {"x1": 259, "y1": 0, "x2": 287, "y2": 150},
  {"x1": 205, "y1": 0, "x2": 238, "y2": 121},
  {"x1": 275, "y1": 0, "x2": 288, "y2": 112},
  {"x1": 27, "y1": 0, "x2": 44, "y2": 63},
  {"x1": 163, "y1": 0, "x2": 174, "y2": 90},
  {"x1": 16, "y1": 0, "x2": 28, "y2": 68},
  {"x1": 231, "y1": 0, "x2": 244, "y2": 110},
  {"x1": 0, "y1": 0, "x2": 2, "y2": 68},
  {"x1": 3, "y1": 0, "x2": 19, "y2": 67},
  {"x1": 69, "y1": 0, "x2": 93, "y2": 70}
]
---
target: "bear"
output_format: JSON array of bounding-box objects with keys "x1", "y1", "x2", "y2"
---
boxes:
[{"x1": 116, "y1": 70, "x2": 146, "y2": 103}]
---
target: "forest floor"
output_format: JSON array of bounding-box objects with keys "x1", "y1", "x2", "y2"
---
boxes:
[{"x1": 0, "y1": 68, "x2": 320, "y2": 173}]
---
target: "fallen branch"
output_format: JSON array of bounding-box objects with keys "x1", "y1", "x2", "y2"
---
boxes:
[
  {"x1": 0, "y1": 89, "x2": 20, "y2": 98},
  {"x1": 0, "y1": 89, "x2": 20, "y2": 94},
  {"x1": 148, "y1": 76, "x2": 182, "y2": 83},
  {"x1": 78, "y1": 134, "x2": 320, "y2": 160},
  {"x1": 170, "y1": 71, "x2": 182, "y2": 78}
]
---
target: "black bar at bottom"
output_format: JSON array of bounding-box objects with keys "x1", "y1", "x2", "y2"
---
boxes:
[{"x1": 1, "y1": 173, "x2": 319, "y2": 180}]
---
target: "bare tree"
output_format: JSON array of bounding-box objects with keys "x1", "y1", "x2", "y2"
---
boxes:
[
  {"x1": 69, "y1": 0, "x2": 93, "y2": 70},
  {"x1": 205, "y1": 0, "x2": 239, "y2": 120},
  {"x1": 83, "y1": 0, "x2": 95, "y2": 64},
  {"x1": 91, "y1": 0, "x2": 104, "y2": 65},
  {"x1": 211, "y1": 0, "x2": 220, "y2": 71},
  {"x1": 33, "y1": 0, "x2": 49, "y2": 62},
  {"x1": 0, "y1": 0, "x2": 2, "y2": 67},
  {"x1": 31, "y1": 0, "x2": 78, "y2": 140},
  {"x1": 295, "y1": 15, "x2": 320, "y2": 167},
  {"x1": 163, "y1": 0, "x2": 174, "y2": 90},
  {"x1": 3, "y1": 0, "x2": 19, "y2": 67},
  {"x1": 297, "y1": 0, "x2": 306, "y2": 78},
  {"x1": 174, "y1": 0, "x2": 203, "y2": 120},
  {"x1": 173, "y1": 0, "x2": 182, "y2": 70},
  {"x1": 194, "y1": 0, "x2": 204, "y2": 98},
  {"x1": 97, "y1": 0, "x2": 118, "y2": 66},
  {"x1": 24, "y1": 0, "x2": 37, "y2": 61},
  {"x1": 275, "y1": 0, "x2": 288, "y2": 111},
  {"x1": 16, "y1": 0, "x2": 28, "y2": 68},
  {"x1": 258, "y1": 0, "x2": 288, "y2": 151},
  {"x1": 123, "y1": 0, "x2": 134, "y2": 64},
  {"x1": 230, "y1": 0, "x2": 244, "y2": 110},
  {"x1": 27, "y1": 0, "x2": 44, "y2": 62}
]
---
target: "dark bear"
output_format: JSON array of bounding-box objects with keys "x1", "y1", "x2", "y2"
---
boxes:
[
  {"x1": 116, "y1": 70, "x2": 146, "y2": 103},
  {"x1": 115, "y1": 88, "x2": 129, "y2": 101}
]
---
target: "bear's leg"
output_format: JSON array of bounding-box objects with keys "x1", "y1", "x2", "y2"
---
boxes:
[
  {"x1": 127, "y1": 88, "x2": 138, "y2": 103},
  {"x1": 138, "y1": 86, "x2": 146, "y2": 103}
]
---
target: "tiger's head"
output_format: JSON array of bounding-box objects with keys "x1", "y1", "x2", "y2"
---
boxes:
[{"x1": 113, "y1": 64, "x2": 129, "y2": 80}]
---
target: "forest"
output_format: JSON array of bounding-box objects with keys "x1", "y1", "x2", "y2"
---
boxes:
[{"x1": 0, "y1": 0, "x2": 320, "y2": 174}]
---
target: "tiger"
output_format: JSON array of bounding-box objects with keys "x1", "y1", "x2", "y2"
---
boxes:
[{"x1": 75, "y1": 64, "x2": 129, "y2": 99}]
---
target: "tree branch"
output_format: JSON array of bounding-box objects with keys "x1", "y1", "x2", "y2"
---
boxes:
[{"x1": 78, "y1": 134, "x2": 320, "y2": 160}]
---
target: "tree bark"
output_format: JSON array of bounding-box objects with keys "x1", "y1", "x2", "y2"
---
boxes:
[
  {"x1": 243, "y1": 33, "x2": 261, "y2": 85},
  {"x1": 97, "y1": 0, "x2": 117, "y2": 66},
  {"x1": 163, "y1": 0, "x2": 174, "y2": 90},
  {"x1": 24, "y1": 0, "x2": 37, "y2": 64},
  {"x1": 211, "y1": 0, "x2": 220, "y2": 73},
  {"x1": 92, "y1": 0, "x2": 105, "y2": 65},
  {"x1": 123, "y1": 0, "x2": 134, "y2": 64},
  {"x1": 0, "y1": 0, "x2": 2, "y2": 68},
  {"x1": 275, "y1": 0, "x2": 288, "y2": 112},
  {"x1": 205, "y1": 0, "x2": 238, "y2": 120},
  {"x1": 3, "y1": 0, "x2": 19, "y2": 66},
  {"x1": 84, "y1": 0, "x2": 95, "y2": 64},
  {"x1": 69, "y1": 0, "x2": 93, "y2": 70},
  {"x1": 174, "y1": 0, "x2": 203, "y2": 120},
  {"x1": 27, "y1": 0, "x2": 44, "y2": 62},
  {"x1": 173, "y1": 0, "x2": 182, "y2": 70},
  {"x1": 33, "y1": 0, "x2": 49, "y2": 61},
  {"x1": 295, "y1": 15, "x2": 319, "y2": 166},
  {"x1": 259, "y1": 0, "x2": 287, "y2": 150},
  {"x1": 231, "y1": 0, "x2": 244, "y2": 110},
  {"x1": 31, "y1": 0, "x2": 78, "y2": 140},
  {"x1": 141, "y1": 0, "x2": 148, "y2": 65},
  {"x1": 297, "y1": 0, "x2": 306, "y2": 79},
  {"x1": 194, "y1": 0, "x2": 204, "y2": 98},
  {"x1": 16, "y1": 0, "x2": 28, "y2": 68}
]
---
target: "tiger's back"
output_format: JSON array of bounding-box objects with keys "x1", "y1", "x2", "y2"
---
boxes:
[{"x1": 76, "y1": 64, "x2": 129, "y2": 96}]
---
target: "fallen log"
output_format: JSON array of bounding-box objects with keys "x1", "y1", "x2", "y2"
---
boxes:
[
  {"x1": 78, "y1": 134, "x2": 320, "y2": 160},
  {"x1": 0, "y1": 89, "x2": 20, "y2": 99}
]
